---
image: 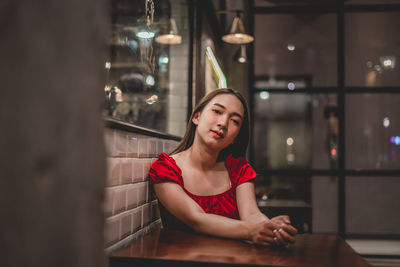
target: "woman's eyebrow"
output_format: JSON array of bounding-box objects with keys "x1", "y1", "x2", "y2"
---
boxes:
[
  {"x1": 213, "y1": 103, "x2": 226, "y2": 109},
  {"x1": 213, "y1": 103, "x2": 243, "y2": 119}
]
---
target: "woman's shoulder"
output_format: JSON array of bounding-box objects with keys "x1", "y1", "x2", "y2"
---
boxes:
[
  {"x1": 169, "y1": 151, "x2": 183, "y2": 162},
  {"x1": 225, "y1": 154, "x2": 256, "y2": 186},
  {"x1": 150, "y1": 152, "x2": 180, "y2": 172},
  {"x1": 155, "y1": 152, "x2": 174, "y2": 162},
  {"x1": 149, "y1": 153, "x2": 183, "y2": 185}
]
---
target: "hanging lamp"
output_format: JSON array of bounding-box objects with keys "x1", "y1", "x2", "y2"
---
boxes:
[
  {"x1": 155, "y1": 18, "x2": 182, "y2": 44},
  {"x1": 222, "y1": 11, "x2": 254, "y2": 44},
  {"x1": 233, "y1": 45, "x2": 247, "y2": 63}
]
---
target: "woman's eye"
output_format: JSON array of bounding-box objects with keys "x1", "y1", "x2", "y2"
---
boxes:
[
  {"x1": 231, "y1": 119, "x2": 240, "y2": 125},
  {"x1": 212, "y1": 109, "x2": 221, "y2": 114}
]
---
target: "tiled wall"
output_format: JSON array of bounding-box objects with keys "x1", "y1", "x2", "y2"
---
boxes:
[
  {"x1": 167, "y1": 0, "x2": 190, "y2": 137},
  {"x1": 103, "y1": 127, "x2": 179, "y2": 253}
]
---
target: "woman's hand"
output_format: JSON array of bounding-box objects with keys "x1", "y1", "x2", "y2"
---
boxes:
[
  {"x1": 248, "y1": 219, "x2": 295, "y2": 246},
  {"x1": 269, "y1": 215, "x2": 298, "y2": 247},
  {"x1": 248, "y1": 216, "x2": 297, "y2": 247},
  {"x1": 248, "y1": 220, "x2": 276, "y2": 246}
]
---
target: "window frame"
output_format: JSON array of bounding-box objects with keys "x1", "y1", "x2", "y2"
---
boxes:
[{"x1": 249, "y1": 0, "x2": 400, "y2": 239}]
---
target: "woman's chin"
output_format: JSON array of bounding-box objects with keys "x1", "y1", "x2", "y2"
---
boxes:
[{"x1": 207, "y1": 138, "x2": 229, "y2": 150}]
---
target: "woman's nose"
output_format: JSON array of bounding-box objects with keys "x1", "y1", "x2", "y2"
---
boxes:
[{"x1": 217, "y1": 116, "x2": 229, "y2": 128}]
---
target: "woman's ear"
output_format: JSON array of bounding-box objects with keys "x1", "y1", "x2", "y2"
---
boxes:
[{"x1": 192, "y1": 112, "x2": 200, "y2": 125}]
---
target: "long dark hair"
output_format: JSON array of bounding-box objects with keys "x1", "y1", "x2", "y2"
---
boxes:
[{"x1": 171, "y1": 88, "x2": 250, "y2": 160}]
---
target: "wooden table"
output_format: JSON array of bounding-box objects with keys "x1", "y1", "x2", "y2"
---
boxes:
[{"x1": 110, "y1": 227, "x2": 370, "y2": 267}]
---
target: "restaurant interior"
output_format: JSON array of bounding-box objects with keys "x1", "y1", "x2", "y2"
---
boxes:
[
  {"x1": 104, "y1": 0, "x2": 400, "y2": 263},
  {"x1": 2, "y1": 0, "x2": 400, "y2": 266}
]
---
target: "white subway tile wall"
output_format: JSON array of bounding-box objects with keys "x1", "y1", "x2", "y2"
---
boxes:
[
  {"x1": 103, "y1": 128, "x2": 179, "y2": 253},
  {"x1": 120, "y1": 158, "x2": 133, "y2": 185},
  {"x1": 142, "y1": 203, "x2": 152, "y2": 227},
  {"x1": 104, "y1": 188, "x2": 114, "y2": 217},
  {"x1": 138, "y1": 138, "x2": 148, "y2": 158},
  {"x1": 126, "y1": 184, "x2": 138, "y2": 209},
  {"x1": 114, "y1": 130, "x2": 128, "y2": 157},
  {"x1": 148, "y1": 138, "x2": 157, "y2": 158},
  {"x1": 113, "y1": 188, "x2": 126, "y2": 215},
  {"x1": 127, "y1": 133, "x2": 139, "y2": 158},
  {"x1": 156, "y1": 139, "x2": 164, "y2": 155},
  {"x1": 104, "y1": 216, "x2": 120, "y2": 248},
  {"x1": 133, "y1": 160, "x2": 144, "y2": 183},
  {"x1": 121, "y1": 212, "x2": 132, "y2": 239},
  {"x1": 107, "y1": 158, "x2": 121, "y2": 186},
  {"x1": 132, "y1": 207, "x2": 142, "y2": 233},
  {"x1": 167, "y1": 1, "x2": 189, "y2": 138},
  {"x1": 137, "y1": 182, "x2": 147, "y2": 206}
]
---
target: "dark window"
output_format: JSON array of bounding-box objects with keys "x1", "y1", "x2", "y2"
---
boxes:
[
  {"x1": 346, "y1": 94, "x2": 400, "y2": 170},
  {"x1": 252, "y1": 2, "x2": 400, "y2": 239},
  {"x1": 105, "y1": 0, "x2": 189, "y2": 136},
  {"x1": 345, "y1": 12, "x2": 400, "y2": 87},
  {"x1": 254, "y1": 13, "x2": 337, "y2": 87}
]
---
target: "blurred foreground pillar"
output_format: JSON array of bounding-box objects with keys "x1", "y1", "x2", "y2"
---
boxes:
[{"x1": 0, "y1": 1, "x2": 109, "y2": 267}]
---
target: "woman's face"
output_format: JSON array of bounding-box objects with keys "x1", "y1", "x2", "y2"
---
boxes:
[{"x1": 192, "y1": 93, "x2": 244, "y2": 151}]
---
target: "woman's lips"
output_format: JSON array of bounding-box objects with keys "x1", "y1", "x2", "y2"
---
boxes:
[{"x1": 211, "y1": 130, "x2": 224, "y2": 139}]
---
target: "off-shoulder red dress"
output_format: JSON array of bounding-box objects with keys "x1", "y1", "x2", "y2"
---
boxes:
[{"x1": 149, "y1": 152, "x2": 256, "y2": 230}]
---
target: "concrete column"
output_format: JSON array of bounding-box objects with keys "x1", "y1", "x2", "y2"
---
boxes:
[{"x1": 0, "y1": 1, "x2": 109, "y2": 267}]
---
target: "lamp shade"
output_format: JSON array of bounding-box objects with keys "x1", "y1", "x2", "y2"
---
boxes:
[
  {"x1": 155, "y1": 18, "x2": 182, "y2": 44},
  {"x1": 222, "y1": 16, "x2": 254, "y2": 44}
]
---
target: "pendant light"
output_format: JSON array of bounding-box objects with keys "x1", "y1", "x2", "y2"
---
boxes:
[
  {"x1": 155, "y1": 18, "x2": 182, "y2": 45},
  {"x1": 222, "y1": 11, "x2": 254, "y2": 44},
  {"x1": 233, "y1": 45, "x2": 247, "y2": 63}
]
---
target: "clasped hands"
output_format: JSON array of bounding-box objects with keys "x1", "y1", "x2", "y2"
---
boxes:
[{"x1": 249, "y1": 215, "x2": 298, "y2": 247}]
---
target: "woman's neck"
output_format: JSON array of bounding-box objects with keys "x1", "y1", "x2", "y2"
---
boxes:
[{"x1": 185, "y1": 143, "x2": 220, "y2": 171}]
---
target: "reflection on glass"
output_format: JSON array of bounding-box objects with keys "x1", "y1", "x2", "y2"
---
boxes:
[
  {"x1": 255, "y1": 175, "x2": 310, "y2": 202},
  {"x1": 346, "y1": 94, "x2": 400, "y2": 169},
  {"x1": 254, "y1": 76, "x2": 310, "y2": 90},
  {"x1": 383, "y1": 117, "x2": 390, "y2": 128},
  {"x1": 259, "y1": 91, "x2": 270, "y2": 100},
  {"x1": 312, "y1": 176, "x2": 338, "y2": 234},
  {"x1": 253, "y1": 93, "x2": 311, "y2": 169},
  {"x1": 252, "y1": 93, "x2": 338, "y2": 170},
  {"x1": 346, "y1": 0, "x2": 400, "y2": 4},
  {"x1": 345, "y1": 12, "x2": 400, "y2": 87},
  {"x1": 346, "y1": 176, "x2": 400, "y2": 235},
  {"x1": 205, "y1": 46, "x2": 227, "y2": 88},
  {"x1": 254, "y1": 13, "x2": 337, "y2": 87},
  {"x1": 104, "y1": 0, "x2": 189, "y2": 136},
  {"x1": 390, "y1": 136, "x2": 400, "y2": 145},
  {"x1": 254, "y1": 0, "x2": 336, "y2": 7},
  {"x1": 255, "y1": 174, "x2": 312, "y2": 233},
  {"x1": 287, "y1": 44, "x2": 295, "y2": 51}
]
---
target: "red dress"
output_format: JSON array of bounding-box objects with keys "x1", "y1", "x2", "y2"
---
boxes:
[{"x1": 149, "y1": 152, "x2": 256, "y2": 230}]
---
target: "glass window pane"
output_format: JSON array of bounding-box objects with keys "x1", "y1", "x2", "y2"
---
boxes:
[
  {"x1": 255, "y1": 175, "x2": 312, "y2": 233},
  {"x1": 346, "y1": 94, "x2": 400, "y2": 170},
  {"x1": 312, "y1": 176, "x2": 338, "y2": 234},
  {"x1": 346, "y1": 0, "x2": 400, "y2": 4},
  {"x1": 254, "y1": 14, "x2": 337, "y2": 87},
  {"x1": 255, "y1": 175, "x2": 310, "y2": 201},
  {"x1": 254, "y1": 0, "x2": 337, "y2": 7},
  {"x1": 345, "y1": 12, "x2": 400, "y2": 87},
  {"x1": 253, "y1": 93, "x2": 338, "y2": 170},
  {"x1": 105, "y1": 0, "x2": 189, "y2": 136},
  {"x1": 346, "y1": 176, "x2": 400, "y2": 235},
  {"x1": 311, "y1": 94, "x2": 339, "y2": 169}
]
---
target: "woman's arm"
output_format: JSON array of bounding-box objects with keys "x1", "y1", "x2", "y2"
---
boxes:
[
  {"x1": 154, "y1": 182, "x2": 281, "y2": 246},
  {"x1": 236, "y1": 182, "x2": 269, "y2": 223},
  {"x1": 236, "y1": 182, "x2": 298, "y2": 245}
]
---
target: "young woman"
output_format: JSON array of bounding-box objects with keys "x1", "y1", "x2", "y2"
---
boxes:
[{"x1": 149, "y1": 88, "x2": 297, "y2": 246}]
